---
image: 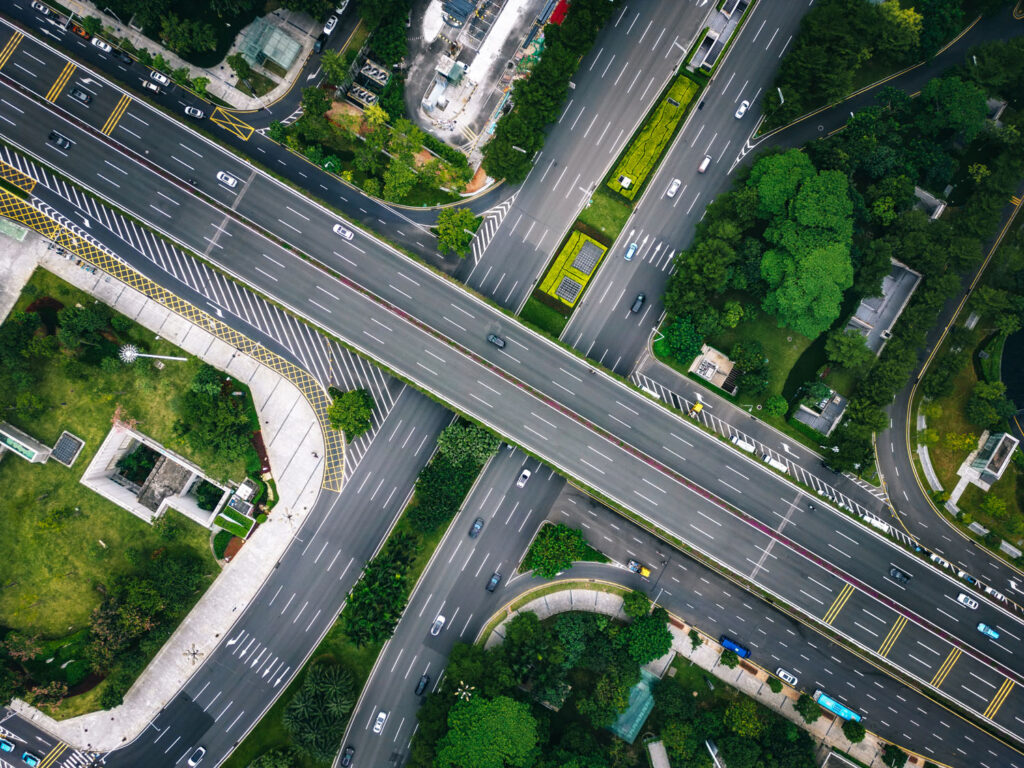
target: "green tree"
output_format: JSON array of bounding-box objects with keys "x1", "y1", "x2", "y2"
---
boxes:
[
  {"x1": 916, "y1": 76, "x2": 988, "y2": 142},
  {"x1": 622, "y1": 590, "x2": 650, "y2": 619},
  {"x1": 876, "y1": 0, "x2": 922, "y2": 62},
  {"x1": 436, "y1": 208, "x2": 481, "y2": 257},
  {"x1": 227, "y1": 53, "x2": 253, "y2": 83},
  {"x1": 625, "y1": 608, "x2": 672, "y2": 664},
  {"x1": 843, "y1": 719, "x2": 866, "y2": 743},
  {"x1": 764, "y1": 395, "x2": 788, "y2": 417},
  {"x1": 383, "y1": 158, "x2": 418, "y2": 202},
  {"x1": 795, "y1": 692, "x2": 820, "y2": 723},
  {"x1": 979, "y1": 494, "x2": 1007, "y2": 520},
  {"x1": 327, "y1": 387, "x2": 375, "y2": 442},
  {"x1": 661, "y1": 316, "x2": 703, "y2": 364},
  {"x1": 248, "y1": 747, "x2": 298, "y2": 768},
  {"x1": 320, "y1": 49, "x2": 349, "y2": 86},
  {"x1": 522, "y1": 524, "x2": 595, "y2": 578},
  {"x1": 161, "y1": 14, "x2": 216, "y2": 55},
  {"x1": 882, "y1": 744, "x2": 908, "y2": 768},
  {"x1": 370, "y1": 16, "x2": 409, "y2": 66},
  {"x1": 688, "y1": 628, "x2": 702, "y2": 650},
  {"x1": 719, "y1": 649, "x2": 739, "y2": 669},
  {"x1": 434, "y1": 696, "x2": 538, "y2": 768},
  {"x1": 724, "y1": 698, "x2": 766, "y2": 739},
  {"x1": 81, "y1": 15, "x2": 104, "y2": 36},
  {"x1": 282, "y1": 663, "x2": 356, "y2": 761},
  {"x1": 436, "y1": 422, "x2": 499, "y2": 465},
  {"x1": 825, "y1": 329, "x2": 874, "y2": 369},
  {"x1": 766, "y1": 676, "x2": 783, "y2": 693},
  {"x1": 56, "y1": 303, "x2": 111, "y2": 348},
  {"x1": 965, "y1": 380, "x2": 1015, "y2": 431}
]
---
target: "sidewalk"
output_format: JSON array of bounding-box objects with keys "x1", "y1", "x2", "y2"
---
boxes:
[
  {"x1": 486, "y1": 586, "x2": 895, "y2": 768},
  {"x1": 0, "y1": 229, "x2": 328, "y2": 751},
  {"x1": 59, "y1": 0, "x2": 320, "y2": 111}
]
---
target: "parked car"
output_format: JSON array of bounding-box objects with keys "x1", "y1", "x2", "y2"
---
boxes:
[
  {"x1": 734, "y1": 100, "x2": 750, "y2": 119},
  {"x1": 323, "y1": 14, "x2": 338, "y2": 35},
  {"x1": 430, "y1": 614, "x2": 445, "y2": 636},
  {"x1": 984, "y1": 585, "x2": 1006, "y2": 602},
  {"x1": 336, "y1": 0, "x2": 350, "y2": 13},
  {"x1": 217, "y1": 171, "x2": 238, "y2": 188},
  {"x1": 333, "y1": 223, "x2": 354, "y2": 240},
  {"x1": 665, "y1": 178, "x2": 681, "y2": 198},
  {"x1": 69, "y1": 86, "x2": 91, "y2": 104},
  {"x1": 977, "y1": 623, "x2": 1000, "y2": 640},
  {"x1": 469, "y1": 517, "x2": 484, "y2": 538},
  {"x1": 516, "y1": 469, "x2": 531, "y2": 488},
  {"x1": 957, "y1": 569, "x2": 978, "y2": 586},
  {"x1": 141, "y1": 80, "x2": 160, "y2": 94},
  {"x1": 150, "y1": 70, "x2": 171, "y2": 86},
  {"x1": 775, "y1": 668, "x2": 798, "y2": 686},
  {"x1": 313, "y1": 33, "x2": 327, "y2": 54},
  {"x1": 340, "y1": 745, "x2": 355, "y2": 766},
  {"x1": 956, "y1": 593, "x2": 978, "y2": 609},
  {"x1": 624, "y1": 242, "x2": 638, "y2": 261},
  {"x1": 91, "y1": 37, "x2": 112, "y2": 53},
  {"x1": 184, "y1": 106, "x2": 205, "y2": 118},
  {"x1": 373, "y1": 710, "x2": 388, "y2": 733}
]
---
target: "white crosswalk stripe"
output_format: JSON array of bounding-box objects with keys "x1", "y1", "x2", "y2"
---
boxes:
[{"x1": 471, "y1": 193, "x2": 517, "y2": 264}]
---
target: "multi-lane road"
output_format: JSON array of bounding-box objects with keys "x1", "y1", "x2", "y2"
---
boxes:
[{"x1": 2, "y1": 2, "x2": 1024, "y2": 765}]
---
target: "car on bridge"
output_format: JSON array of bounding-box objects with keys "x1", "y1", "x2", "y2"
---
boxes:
[{"x1": 977, "y1": 623, "x2": 1000, "y2": 640}]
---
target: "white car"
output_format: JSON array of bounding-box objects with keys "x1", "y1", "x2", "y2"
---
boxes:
[
  {"x1": 956, "y1": 593, "x2": 978, "y2": 609},
  {"x1": 332, "y1": 223, "x2": 354, "y2": 240},
  {"x1": 666, "y1": 178, "x2": 681, "y2": 198},
  {"x1": 336, "y1": 0, "x2": 350, "y2": 13},
  {"x1": 216, "y1": 171, "x2": 238, "y2": 188},
  {"x1": 184, "y1": 106, "x2": 205, "y2": 118},
  {"x1": 187, "y1": 747, "x2": 205, "y2": 766},
  {"x1": 734, "y1": 100, "x2": 750, "y2": 119},
  {"x1": 323, "y1": 15, "x2": 338, "y2": 35},
  {"x1": 140, "y1": 80, "x2": 160, "y2": 94},
  {"x1": 30, "y1": 1, "x2": 51, "y2": 16},
  {"x1": 775, "y1": 668, "x2": 798, "y2": 686},
  {"x1": 150, "y1": 70, "x2": 171, "y2": 86},
  {"x1": 91, "y1": 37, "x2": 112, "y2": 53},
  {"x1": 373, "y1": 710, "x2": 388, "y2": 734},
  {"x1": 516, "y1": 469, "x2": 531, "y2": 488},
  {"x1": 430, "y1": 614, "x2": 446, "y2": 636}
]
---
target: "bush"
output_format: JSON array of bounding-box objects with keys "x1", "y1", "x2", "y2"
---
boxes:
[
  {"x1": 193, "y1": 480, "x2": 224, "y2": 511},
  {"x1": 719, "y1": 649, "x2": 739, "y2": 668},
  {"x1": 212, "y1": 530, "x2": 234, "y2": 559},
  {"x1": 688, "y1": 628, "x2": 702, "y2": 650},
  {"x1": 795, "y1": 692, "x2": 820, "y2": 723},
  {"x1": 282, "y1": 663, "x2": 356, "y2": 761},
  {"x1": 766, "y1": 676, "x2": 783, "y2": 693}
]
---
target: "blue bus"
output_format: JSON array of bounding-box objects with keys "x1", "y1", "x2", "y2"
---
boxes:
[
  {"x1": 814, "y1": 690, "x2": 862, "y2": 722},
  {"x1": 719, "y1": 635, "x2": 751, "y2": 659}
]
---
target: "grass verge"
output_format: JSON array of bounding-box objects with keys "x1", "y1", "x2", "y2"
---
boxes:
[
  {"x1": 575, "y1": 187, "x2": 632, "y2": 243},
  {"x1": 520, "y1": 293, "x2": 570, "y2": 338}
]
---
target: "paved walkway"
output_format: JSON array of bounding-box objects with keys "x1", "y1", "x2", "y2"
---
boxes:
[
  {"x1": 0, "y1": 228, "x2": 328, "y2": 751},
  {"x1": 486, "y1": 586, "x2": 897, "y2": 768},
  {"x1": 59, "y1": 0, "x2": 320, "y2": 111}
]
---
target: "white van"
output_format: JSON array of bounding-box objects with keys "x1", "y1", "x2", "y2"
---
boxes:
[
  {"x1": 761, "y1": 453, "x2": 789, "y2": 474},
  {"x1": 698, "y1": 155, "x2": 711, "y2": 173},
  {"x1": 729, "y1": 434, "x2": 756, "y2": 453}
]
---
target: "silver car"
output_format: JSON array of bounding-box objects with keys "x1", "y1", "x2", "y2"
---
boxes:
[
  {"x1": 734, "y1": 100, "x2": 750, "y2": 119},
  {"x1": 430, "y1": 614, "x2": 446, "y2": 636},
  {"x1": 775, "y1": 668, "x2": 798, "y2": 686},
  {"x1": 373, "y1": 710, "x2": 388, "y2": 733},
  {"x1": 666, "y1": 178, "x2": 681, "y2": 198}
]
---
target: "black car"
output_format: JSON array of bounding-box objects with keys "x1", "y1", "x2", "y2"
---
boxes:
[
  {"x1": 469, "y1": 517, "x2": 484, "y2": 538},
  {"x1": 69, "y1": 86, "x2": 91, "y2": 104},
  {"x1": 888, "y1": 566, "x2": 911, "y2": 584},
  {"x1": 415, "y1": 674, "x2": 430, "y2": 695},
  {"x1": 313, "y1": 33, "x2": 327, "y2": 53},
  {"x1": 114, "y1": 50, "x2": 132, "y2": 65},
  {"x1": 486, "y1": 571, "x2": 501, "y2": 592},
  {"x1": 486, "y1": 333, "x2": 506, "y2": 349},
  {"x1": 48, "y1": 131, "x2": 71, "y2": 150},
  {"x1": 340, "y1": 745, "x2": 355, "y2": 766}
]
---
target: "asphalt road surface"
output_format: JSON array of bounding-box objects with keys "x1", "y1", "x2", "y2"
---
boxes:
[{"x1": 3, "y1": 44, "x2": 1024, "y2": 739}]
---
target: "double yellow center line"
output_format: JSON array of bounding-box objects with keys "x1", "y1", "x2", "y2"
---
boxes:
[
  {"x1": 823, "y1": 583, "x2": 855, "y2": 624},
  {"x1": 930, "y1": 648, "x2": 961, "y2": 688},
  {"x1": 877, "y1": 615, "x2": 907, "y2": 657},
  {"x1": 37, "y1": 743, "x2": 68, "y2": 768},
  {"x1": 45, "y1": 61, "x2": 76, "y2": 102},
  {"x1": 102, "y1": 93, "x2": 132, "y2": 135},
  {"x1": 0, "y1": 32, "x2": 22, "y2": 69},
  {"x1": 984, "y1": 678, "x2": 1014, "y2": 720}
]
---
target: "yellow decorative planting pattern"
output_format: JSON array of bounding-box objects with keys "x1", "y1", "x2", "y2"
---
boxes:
[{"x1": 0, "y1": 185, "x2": 345, "y2": 491}]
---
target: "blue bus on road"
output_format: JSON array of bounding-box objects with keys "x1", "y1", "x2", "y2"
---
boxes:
[
  {"x1": 814, "y1": 690, "x2": 862, "y2": 722},
  {"x1": 719, "y1": 635, "x2": 751, "y2": 659}
]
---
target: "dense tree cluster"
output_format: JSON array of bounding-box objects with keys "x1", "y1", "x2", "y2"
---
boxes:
[
  {"x1": 764, "y1": 0, "x2": 1004, "y2": 127},
  {"x1": 483, "y1": 0, "x2": 622, "y2": 182},
  {"x1": 174, "y1": 364, "x2": 256, "y2": 463},
  {"x1": 341, "y1": 531, "x2": 419, "y2": 646},
  {"x1": 327, "y1": 387, "x2": 375, "y2": 442},
  {"x1": 411, "y1": 608, "x2": 682, "y2": 768},
  {"x1": 281, "y1": 662, "x2": 356, "y2": 761},
  {"x1": 521, "y1": 523, "x2": 605, "y2": 578}
]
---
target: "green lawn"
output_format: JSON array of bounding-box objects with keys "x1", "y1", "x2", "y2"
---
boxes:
[
  {"x1": 0, "y1": 270, "x2": 225, "y2": 639},
  {"x1": 575, "y1": 187, "x2": 633, "y2": 244},
  {"x1": 235, "y1": 70, "x2": 277, "y2": 98},
  {"x1": 520, "y1": 294, "x2": 570, "y2": 338}
]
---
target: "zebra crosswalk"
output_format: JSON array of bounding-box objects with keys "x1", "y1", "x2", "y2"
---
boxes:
[{"x1": 471, "y1": 193, "x2": 517, "y2": 264}]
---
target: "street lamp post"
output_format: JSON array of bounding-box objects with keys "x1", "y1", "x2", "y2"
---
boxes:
[{"x1": 118, "y1": 344, "x2": 187, "y2": 365}]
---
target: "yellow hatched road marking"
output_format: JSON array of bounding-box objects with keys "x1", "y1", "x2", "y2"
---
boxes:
[
  {"x1": 45, "y1": 61, "x2": 76, "y2": 102},
  {"x1": 101, "y1": 93, "x2": 132, "y2": 135},
  {"x1": 984, "y1": 678, "x2": 1014, "y2": 720},
  {"x1": 0, "y1": 187, "x2": 345, "y2": 490},
  {"x1": 877, "y1": 615, "x2": 907, "y2": 657},
  {"x1": 0, "y1": 31, "x2": 23, "y2": 69},
  {"x1": 930, "y1": 647, "x2": 961, "y2": 688},
  {"x1": 210, "y1": 107, "x2": 255, "y2": 141},
  {"x1": 822, "y1": 583, "x2": 855, "y2": 624}
]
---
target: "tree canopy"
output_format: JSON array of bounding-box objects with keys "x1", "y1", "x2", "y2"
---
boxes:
[{"x1": 434, "y1": 696, "x2": 539, "y2": 768}]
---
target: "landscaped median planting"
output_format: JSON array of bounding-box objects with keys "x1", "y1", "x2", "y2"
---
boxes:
[
  {"x1": 538, "y1": 231, "x2": 607, "y2": 308},
  {"x1": 215, "y1": 505, "x2": 255, "y2": 538},
  {"x1": 607, "y1": 73, "x2": 700, "y2": 201}
]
